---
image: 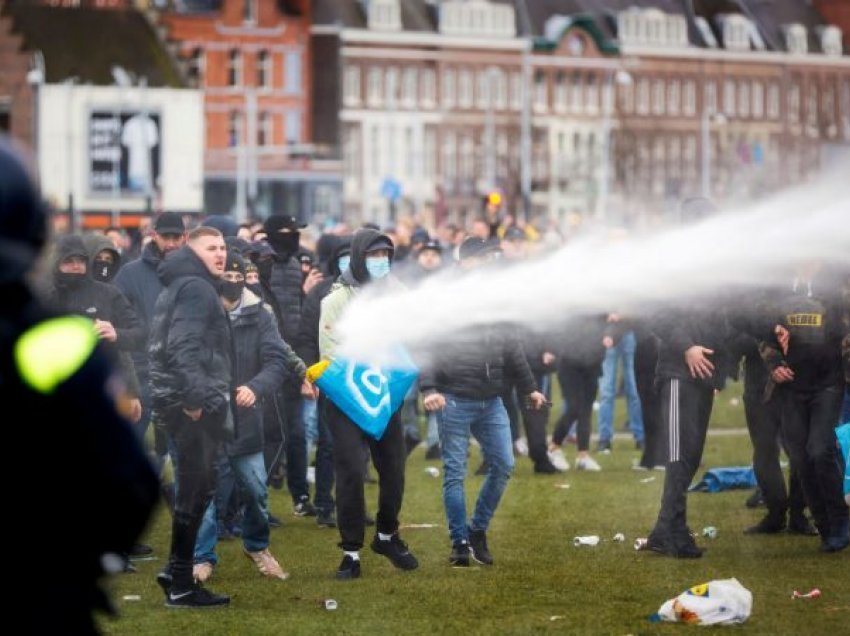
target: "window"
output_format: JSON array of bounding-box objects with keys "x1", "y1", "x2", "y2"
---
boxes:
[
  {"x1": 723, "y1": 79, "x2": 736, "y2": 117},
  {"x1": 510, "y1": 71, "x2": 523, "y2": 111},
  {"x1": 424, "y1": 127, "x2": 436, "y2": 178},
  {"x1": 368, "y1": 0, "x2": 402, "y2": 31},
  {"x1": 458, "y1": 70, "x2": 473, "y2": 108},
  {"x1": 402, "y1": 67, "x2": 417, "y2": 108},
  {"x1": 258, "y1": 111, "x2": 271, "y2": 146},
  {"x1": 668, "y1": 79, "x2": 680, "y2": 115},
  {"x1": 284, "y1": 52, "x2": 301, "y2": 94},
  {"x1": 343, "y1": 126, "x2": 360, "y2": 182},
  {"x1": 228, "y1": 49, "x2": 241, "y2": 87},
  {"x1": 188, "y1": 48, "x2": 204, "y2": 86},
  {"x1": 460, "y1": 135, "x2": 474, "y2": 179},
  {"x1": 343, "y1": 66, "x2": 361, "y2": 106},
  {"x1": 370, "y1": 127, "x2": 380, "y2": 178},
  {"x1": 785, "y1": 24, "x2": 808, "y2": 55},
  {"x1": 651, "y1": 79, "x2": 665, "y2": 115},
  {"x1": 618, "y1": 79, "x2": 634, "y2": 114},
  {"x1": 386, "y1": 125, "x2": 397, "y2": 177},
  {"x1": 257, "y1": 50, "x2": 271, "y2": 89},
  {"x1": 313, "y1": 185, "x2": 339, "y2": 218},
  {"x1": 404, "y1": 127, "x2": 414, "y2": 177},
  {"x1": 683, "y1": 80, "x2": 696, "y2": 116},
  {"x1": 752, "y1": 81, "x2": 764, "y2": 118},
  {"x1": 477, "y1": 70, "x2": 491, "y2": 109},
  {"x1": 533, "y1": 71, "x2": 547, "y2": 112},
  {"x1": 821, "y1": 26, "x2": 843, "y2": 57},
  {"x1": 384, "y1": 67, "x2": 398, "y2": 107},
  {"x1": 243, "y1": 0, "x2": 256, "y2": 24},
  {"x1": 570, "y1": 72, "x2": 583, "y2": 113},
  {"x1": 493, "y1": 69, "x2": 507, "y2": 109},
  {"x1": 585, "y1": 74, "x2": 598, "y2": 114},
  {"x1": 442, "y1": 68, "x2": 455, "y2": 109},
  {"x1": 704, "y1": 80, "x2": 717, "y2": 113},
  {"x1": 554, "y1": 72, "x2": 567, "y2": 113},
  {"x1": 636, "y1": 78, "x2": 649, "y2": 115},
  {"x1": 285, "y1": 111, "x2": 301, "y2": 144},
  {"x1": 723, "y1": 14, "x2": 751, "y2": 51},
  {"x1": 788, "y1": 82, "x2": 801, "y2": 123},
  {"x1": 806, "y1": 84, "x2": 818, "y2": 129},
  {"x1": 442, "y1": 131, "x2": 456, "y2": 180},
  {"x1": 422, "y1": 69, "x2": 436, "y2": 107},
  {"x1": 767, "y1": 82, "x2": 780, "y2": 119},
  {"x1": 738, "y1": 80, "x2": 750, "y2": 118},
  {"x1": 368, "y1": 68, "x2": 383, "y2": 107},
  {"x1": 228, "y1": 110, "x2": 241, "y2": 147}
]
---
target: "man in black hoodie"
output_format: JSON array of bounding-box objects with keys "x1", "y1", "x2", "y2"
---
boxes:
[{"x1": 148, "y1": 226, "x2": 233, "y2": 607}]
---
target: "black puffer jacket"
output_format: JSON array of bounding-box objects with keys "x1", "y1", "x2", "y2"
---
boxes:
[
  {"x1": 148, "y1": 245, "x2": 232, "y2": 416},
  {"x1": 419, "y1": 323, "x2": 537, "y2": 400},
  {"x1": 227, "y1": 288, "x2": 304, "y2": 456},
  {"x1": 267, "y1": 249, "x2": 304, "y2": 344}
]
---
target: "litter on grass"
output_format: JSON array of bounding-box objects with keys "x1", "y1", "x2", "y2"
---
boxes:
[{"x1": 651, "y1": 578, "x2": 752, "y2": 626}]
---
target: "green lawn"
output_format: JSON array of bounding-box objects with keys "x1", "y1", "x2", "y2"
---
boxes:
[{"x1": 101, "y1": 388, "x2": 847, "y2": 635}]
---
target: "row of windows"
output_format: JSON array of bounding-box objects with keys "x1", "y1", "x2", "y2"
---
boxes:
[
  {"x1": 186, "y1": 48, "x2": 302, "y2": 93},
  {"x1": 226, "y1": 110, "x2": 301, "y2": 148}
]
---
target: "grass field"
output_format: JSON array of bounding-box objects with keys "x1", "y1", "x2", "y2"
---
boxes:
[{"x1": 101, "y1": 384, "x2": 848, "y2": 635}]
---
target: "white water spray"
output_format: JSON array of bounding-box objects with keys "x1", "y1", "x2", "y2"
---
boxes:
[{"x1": 338, "y1": 171, "x2": 850, "y2": 363}]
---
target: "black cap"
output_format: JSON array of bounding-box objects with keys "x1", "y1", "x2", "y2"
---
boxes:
[
  {"x1": 459, "y1": 237, "x2": 501, "y2": 260},
  {"x1": 225, "y1": 250, "x2": 245, "y2": 276},
  {"x1": 504, "y1": 226, "x2": 526, "y2": 242},
  {"x1": 420, "y1": 239, "x2": 443, "y2": 254},
  {"x1": 365, "y1": 236, "x2": 394, "y2": 254},
  {"x1": 264, "y1": 214, "x2": 306, "y2": 234},
  {"x1": 154, "y1": 212, "x2": 185, "y2": 235},
  {"x1": 411, "y1": 228, "x2": 430, "y2": 244}
]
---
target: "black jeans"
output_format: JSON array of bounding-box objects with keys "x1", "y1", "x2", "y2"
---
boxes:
[
  {"x1": 327, "y1": 400, "x2": 405, "y2": 551},
  {"x1": 553, "y1": 360, "x2": 599, "y2": 452},
  {"x1": 518, "y1": 374, "x2": 551, "y2": 467},
  {"x1": 650, "y1": 378, "x2": 713, "y2": 543},
  {"x1": 165, "y1": 410, "x2": 220, "y2": 590},
  {"x1": 313, "y1": 395, "x2": 335, "y2": 515},
  {"x1": 635, "y1": 362, "x2": 663, "y2": 468},
  {"x1": 743, "y1": 391, "x2": 805, "y2": 518},
  {"x1": 281, "y1": 380, "x2": 308, "y2": 504},
  {"x1": 779, "y1": 385, "x2": 849, "y2": 533}
]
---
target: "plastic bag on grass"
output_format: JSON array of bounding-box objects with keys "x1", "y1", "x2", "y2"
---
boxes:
[
  {"x1": 689, "y1": 466, "x2": 757, "y2": 493},
  {"x1": 651, "y1": 578, "x2": 752, "y2": 626}
]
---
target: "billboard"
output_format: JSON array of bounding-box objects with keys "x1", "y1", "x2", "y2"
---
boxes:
[{"x1": 89, "y1": 111, "x2": 161, "y2": 196}]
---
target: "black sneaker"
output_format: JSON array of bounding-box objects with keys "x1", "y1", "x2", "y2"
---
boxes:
[
  {"x1": 293, "y1": 496, "x2": 317, "y2": 517},
  {"x1": 336, "y1": 554, "x2": 361, "y2": 580},
  {"x1": 744, "y1": 514, "x2": 786, "y2": 535},
  {"x1": 267, "y1": 513, "x2": 283, "y2": 528},
  {"x1": 316, "y1": 510, "x2": 337, "y2": 528},
  {"x1": 533, "y1": 461, "x2": 559, "y2": 474},
  {"x1": 156, "y1": 571, "x2": 172, "y2": 599},
  {"x1": 370, "y1": 534, "x2": 419, "y2": 570},
  {"x1": 596, "y1": 440, "x2": 612, "y2": 454},
  {"x1": 449, "y1": 541, "x2": 470, "y2": 567},
  {"x1": 469, "y1": 528, "x2": 494, "y2": 565},
  {"x1": 787, "y1": 514, "x2": 819, "y2": 536},
  {"x1": 166, "y1": 584, "x2": 230, "y2": 609},
  {"x1": 425, "y1": 444, "x2": 442, "y2": 460},
  {"x1": 745, "y1": 488, "x2": 765, "y2": 509},
  {"x1": 646, "y1": 534, "x2": 704, "y2": 559}
]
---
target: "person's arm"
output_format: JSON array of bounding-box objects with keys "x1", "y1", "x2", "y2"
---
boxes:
[
  {"x1": 243, "y1": 311, "x2": 291, "y2": 405},
  {"x1": 109, "y1": 286, "x2": 146, "y2": 351},
  {"x1": 318, "y1": 287, "x2": 351, "y2": 361}
]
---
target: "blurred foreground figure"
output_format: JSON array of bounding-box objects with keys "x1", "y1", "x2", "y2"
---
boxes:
[{"x1": 0, "y1": 138, "x2": 158, "y2": 633}]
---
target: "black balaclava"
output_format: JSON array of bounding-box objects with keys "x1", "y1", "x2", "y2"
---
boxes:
[
  {"x1": 91, "y1": 257, "x2": 117, "y2": 283},
  {"x1": 54, "y1": 235, "x2": 90, "y2": 290},
  {"x1": 221, "y1": 251, "x2": 246, "y2": 304}
]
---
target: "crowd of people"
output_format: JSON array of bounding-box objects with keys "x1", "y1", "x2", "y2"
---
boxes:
[{"x1": 3, "y1": 133, "x2": 848, "y2": 622}]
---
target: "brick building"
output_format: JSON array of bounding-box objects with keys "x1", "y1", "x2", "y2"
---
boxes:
[{"x1": 159, "y1": 0, "x2": 341, "y2": 222}]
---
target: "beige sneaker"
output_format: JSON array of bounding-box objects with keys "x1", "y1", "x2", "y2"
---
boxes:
[
  {"x1": 244, "y1": 548, "x2": 289, "y2": 580},
  {"x1": 192, "y1": 561, "x2": 214, "y2": 583}
]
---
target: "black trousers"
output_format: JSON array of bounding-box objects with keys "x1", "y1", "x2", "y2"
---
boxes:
[
  {"x1": 743, "y1": 391, "x2": 805, "y2": 518},
  {"x1": 517, "y1": 374, "x2": 551, "y2": 467},
  {"x1": 165, "y1": 411, "x2": 220, "y2": 590},
  {"x1": 500, "y1": 384, "x2": 521, "y2": 442},
  {"x1": 778, "y1": 385, "x2": 849, "y2": 534},
  {"x1": 327, "y1": 400, "x2": 406, "y2": 551},
  {"x1": 650, "y1": 378, "x2": 713, "y2": 543},
  {"x1": 635, "y1": 355, "x2": 663, "y2": 468},
  {"x1": 553, "y1": 360, "x2": 598, "y2": 452}
]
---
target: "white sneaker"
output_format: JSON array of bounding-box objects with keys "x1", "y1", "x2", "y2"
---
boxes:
[
  {"x1": 547, "y1": 448, "x2": 570, "y2": 472},
  {"x1": 576, "y1": 456, "x2": 602, "y2": 471},
  {"x1": 514, "y1": 437, "x2": 529, "y2": 457}
]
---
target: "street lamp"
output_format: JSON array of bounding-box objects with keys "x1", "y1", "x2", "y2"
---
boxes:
[
  {"x1": 597, "y1": 69, "x2": 633, "y2": 222},
  {"x1": 701, "y1": 107, "x2": 727, "y2": 199},
  {"x1": 26, "y1": 51, "x2": 45, "y2": 167}
]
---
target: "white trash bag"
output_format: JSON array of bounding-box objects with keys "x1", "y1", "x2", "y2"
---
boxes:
[{"x1": 652, "y1": 578, "x2": 753, "y2": 626}]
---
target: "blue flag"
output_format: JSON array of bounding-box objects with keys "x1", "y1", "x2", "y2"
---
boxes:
[{"x1": 308, "y1": 350, "x2": 419, "y2": 440}]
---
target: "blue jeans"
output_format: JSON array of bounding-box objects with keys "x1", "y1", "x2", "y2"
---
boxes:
[
  {"x1": 597, "y1": 331, "x2": 644, "y2": 444},
  {"x1": 303, "y1": 398, "x2": 318, "y2": 448},
  {"x1": 194, "y1": 451, "x2": 270, "y2": 564},
  {"x1": 438, "y1": 394, "x2": 514, "y2": 544},
  {"x1": 426, "y1": 412, "x2": 439, "y2": 448}
]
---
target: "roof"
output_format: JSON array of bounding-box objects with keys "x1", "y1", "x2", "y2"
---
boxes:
[{"x1": 3, "y1": 4, "x2": 184, "y2": 87}]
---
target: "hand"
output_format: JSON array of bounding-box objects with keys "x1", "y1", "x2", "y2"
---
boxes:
[
  {"x1": 235, "y1": 385, "x2": 256, "y2": 408},
  {"x1": 128, "y1": 398, "x2": 142, "y2": 424},
  {"x1": 684, "y1": 345, "x2": 715, "y2": 380},
  {"x1": 302, "y1": 269, "x2": 324, "y2": 295},
  {"x1": 525, "y1": 390, "x2": 548, "y2": 410},
  {"x1": 182, "y1": 407, "x2": 202, "y2": 421},
  {"x1": 423, "y1": 393, "x2": 446, "y2": 412},
  {"x1": 301, "y1": 379, "x2": 317, "y2": 399},
  {"x1": 542, "y1": 352, "x2": 556, "y2": 366},
  {"x1": 771, "y1": 366, "x2": 795, "y2": 384},
  {"x1": 93, "y1": 319, "x2": 117, "y2": 342},
  {"x1": 775, "y1": 325, "x2": 790, "y2": 356},
  {"x1": 602, "y1": 336, "x2": 614, "y2": 349}
]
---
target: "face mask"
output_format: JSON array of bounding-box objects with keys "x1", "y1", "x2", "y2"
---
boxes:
[
  {"x1": 256, "y1": 259, "x2": 273, "y2": 283},
  {"x1": 267, "y1": 231, "x2": 300, "y2": 256},
  {"x1": 220, "y1": 280, "x2": 244, "y2": 303},
  {"x1": 365, "y1": 256, "x2": 390, "y2": 280},
  {"x1": 246, "y1": 282, "x2": 263, "y2": 298},
  {"x1": 56, "y1": 271, "x2": 86, "y2": 289},
  {"x1": 337, "y1": 255, "x2": 350, "y2": 273},
  {"x1": 92, "y1": 259, "x2": 116, "y2": 282}
]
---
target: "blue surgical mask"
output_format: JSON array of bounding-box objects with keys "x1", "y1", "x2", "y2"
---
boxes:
[
  {"x1": 337, "y1": 255, "x2": 350, "y2": 273},
  {"x1": 365, "y1": 256, "x2": 390, "y2": 280}
]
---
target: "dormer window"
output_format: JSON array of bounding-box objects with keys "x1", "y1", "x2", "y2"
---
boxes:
[
  {"x1": 720, "y1": 14, "x2": 751, "y2": 52},
  {"x1": 440, "y1": 0, "x2": 516, "y2": 38},
  {"x1": 819, "y1": 25, "x2": 843, "y2": 57},
  {"x1": 617, "y1": 8, "x2": 687, "y2": 47},
  {"x1": 785, "y1": 23, "x2": 808, "y2": 55},
  {"x1": 368, "y1": 0, "x2": 402, "y2": 32}
]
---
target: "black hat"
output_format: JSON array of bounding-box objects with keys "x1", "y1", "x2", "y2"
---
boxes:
[
  {"x1": 264, "y1": 214, "x2": 306, "y2": 234},
  {"x1": 365, "y1": 236, "x2": 395, "y2": 254},
  {"x1": 411, "y1": 228, "x2": 430, "y2": 244},
  {"x1": 504, "y1": 226, "x2": 526, "y2": 242},
  {"x1": 459, "y1": 237, "x2": 501, "y2": 260},
  {"x1": 225, "y1": 250, "x2": 245, "y2": 277},
  {"x1": 154, "y1": 212, "x2": 185, "y2": 235},
  {"x1": 420, "y1": 239, "x2": 443, "y2": 254}
]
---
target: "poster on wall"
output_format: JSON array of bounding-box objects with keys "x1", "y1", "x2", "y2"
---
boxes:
[{"x1": 89, "y1": 111, "x2": 161, "y2": 196}]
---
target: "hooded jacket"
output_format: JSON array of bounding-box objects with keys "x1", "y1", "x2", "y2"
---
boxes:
[
  {"x1": 84, "y1": 233, "x2": 121, "y2": 283},
  {"x1": 148, "y1": 244, "x2": 232, "y2": 420}
]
